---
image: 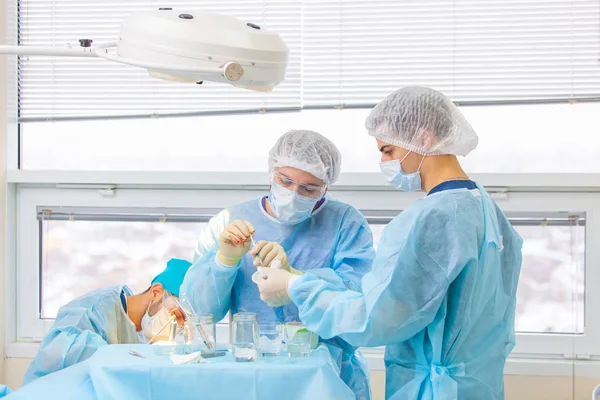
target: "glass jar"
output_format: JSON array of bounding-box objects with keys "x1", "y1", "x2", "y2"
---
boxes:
[
  {"x1": 259, "y1": 323, "x2": 283, "y2": 357},
  {"x1": 229, "y1": 312, "x2": 256, "y2": 344},
  {"x1": 231, "y1": 313, "x2": 259, "y2": 362},
  {"x1": 184, "y1": 313, "x2": 216, "y2": 355},
  {"x1": 284, "y1": 322, "x2": 313, "y2": 358}
]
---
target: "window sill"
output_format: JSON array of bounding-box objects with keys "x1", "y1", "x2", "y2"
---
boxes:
[{"x1": 8, "y1": 170, "x2": 600, "y2": 191}]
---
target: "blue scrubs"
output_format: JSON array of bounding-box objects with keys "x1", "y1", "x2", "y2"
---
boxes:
[
  {"x1": 289, "y1": 183, "x2": 523, "y2": 399},
  {"x1": 181, "y1": 196, "x2": 376, "y2": 400},
  {"x1": 24, "y1": 286, "x2": 139, "y2": 384}
]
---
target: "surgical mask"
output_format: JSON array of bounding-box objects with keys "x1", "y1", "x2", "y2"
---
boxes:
[
  {"x1": 268, "y1": 183, "x2": 321, "y2": 225},
  {"x1": 380, "y1": 151, "x2": 425, "y2": 192},
  {"x1": 141, "y1": 301, "x2": 173, "y2": 341}
]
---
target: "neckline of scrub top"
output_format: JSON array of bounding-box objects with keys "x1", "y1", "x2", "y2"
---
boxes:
[
  {"x1": 120, "y1": 289, "x2": 127, "y2": 313},
  {"x1": 428, "y1": 180, "x2": 478, "y2": 196}
]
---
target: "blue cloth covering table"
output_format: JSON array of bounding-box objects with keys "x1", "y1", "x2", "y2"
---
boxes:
[{"x1": 7, "y1": 344, "x2": 355, "y2": 400}]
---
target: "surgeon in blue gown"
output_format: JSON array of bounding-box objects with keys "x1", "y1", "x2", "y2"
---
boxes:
[
  {"x1": 255, "y1": 87, "x2": 523, "y2": 400},
  {"x1": 23, "y1": 258, "x2": 192, "y2": 385},
  {"x1": 181, "y1": 130, "x2": 375, "y2": 400},
  {"x1": 0, "y1": 385, "x2": 10, "y2": 397}
]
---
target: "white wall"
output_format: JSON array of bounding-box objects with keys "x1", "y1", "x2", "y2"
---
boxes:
[{"x1": 1, "y1": 0, "x2": 8, "y2": 386}]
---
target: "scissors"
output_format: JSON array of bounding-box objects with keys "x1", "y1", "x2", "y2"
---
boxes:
[{"x1": 129, "y1": 350, "x2": 146, "y2": 359}]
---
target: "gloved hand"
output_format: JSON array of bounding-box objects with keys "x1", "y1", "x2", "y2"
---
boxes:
[
  {"x1": 250, "y1": 241, "x2": 303, "y2": 275},
  {"x1": 217, "y1": 220, "x2": 255, "y2": 266},
  {"x1": 254, "y1": 267, "x2": 299, "y2": 307}
]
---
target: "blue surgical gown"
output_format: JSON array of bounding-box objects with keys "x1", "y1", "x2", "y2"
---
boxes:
[
  {"x1": 0, "y1": 385, "x2": 10, "y2": 397},
  {"x1": 23, "y1": 285, "x2": 140, "y2": 385},
  {"x1": 181, "y1": 196, "x2": 375, "y2": 400},
  {"x1": 290, "y1": 185, "x2": 523, "y2": 400}
]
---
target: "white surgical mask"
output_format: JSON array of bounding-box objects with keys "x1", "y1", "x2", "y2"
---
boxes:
[
  {"x1": 141, "y1": 302, "x2": 173, "y2": 341},
  {"x1": 268, "y1": 183, "x2": 321, "y2": 225},
  {"x1": 379, "y1": 151, "x2": 425, "y2": 192}
]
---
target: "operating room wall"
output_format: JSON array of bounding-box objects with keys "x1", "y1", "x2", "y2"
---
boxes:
[{"x1": 0, "y1": 0, "x2": 7, "y2": 386}]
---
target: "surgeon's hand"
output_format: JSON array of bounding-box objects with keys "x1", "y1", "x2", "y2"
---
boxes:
[
  {"x1": 166, "y1": 305, "x2": 186, "y2": 327},
  {"x1": 255, "y1": 267, "x2": 298, "y2": 307},
  {"x1": 161, "y1": 292, "x2": 187, "y2": 326},
  {"x1": 250, "y1": 241, "x2": 303, "y2": 275},
  {"x1": 217, "y1": 220, "x2": 255, "y2": 266}
]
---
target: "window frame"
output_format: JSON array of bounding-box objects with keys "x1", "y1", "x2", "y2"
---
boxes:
[{"x1": 10, "y1": 185, "x2": 600, "y2": 368}]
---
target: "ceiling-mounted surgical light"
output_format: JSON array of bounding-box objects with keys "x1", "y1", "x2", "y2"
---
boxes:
[{"x1": 0, "y1": 9, "x2": 289, "y2": 92}]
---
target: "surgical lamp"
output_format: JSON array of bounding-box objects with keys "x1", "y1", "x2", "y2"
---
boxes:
[{"x1": 0, "y1": 9, "x2": 289, "y2": 92}]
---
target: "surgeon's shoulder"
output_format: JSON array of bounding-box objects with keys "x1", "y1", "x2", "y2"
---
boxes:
[
  {"x1": 226, "y1": 198, "x2": 261, "y2": 214},
  {"x1": 324, "y1": 197, "x2": 368, "y2": 225},
  {"x1": 62, "y1": 286, "x2": 121, "y2": 312},
  {"x1": 412, "y1": 190, "x2": 482, "y2": 235},
  {"x1": 215, "y1": 197, "x2": 265, "y2": 224},
  {"x1": 206, "y1": 198, "x2": 260, "y2": 227}
]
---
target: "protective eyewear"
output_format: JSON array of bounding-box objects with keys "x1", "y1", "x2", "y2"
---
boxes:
[{"x1": 271, "y1": 171, "x2": 326, "y2": 198}]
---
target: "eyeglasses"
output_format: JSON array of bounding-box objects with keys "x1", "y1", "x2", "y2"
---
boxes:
[{"x1": 271, "y1": 171, "x2": 326, "y2": 198}]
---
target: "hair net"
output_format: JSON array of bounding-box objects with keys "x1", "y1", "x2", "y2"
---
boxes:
[
  {"x1": 268, "y1": 130, "x2": 342, "y2": 184},
  {"x1": 365, "y1": 86, "x2": 479, "y2": 156}
]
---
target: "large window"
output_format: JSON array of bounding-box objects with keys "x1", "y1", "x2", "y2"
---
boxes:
[
  {"x1": 39, "y1": 210, "x2": 207, "y2": 318},
  {"x1": 21, "y1": 102, "x2": 600, "y2": 173},
  {"x1": 514, "y1": 219, "x2": 585, "y2": 335},
  {"x1": 41, "y1": 208, "x2": 584, "y2": 335},
  {"x1": 15, "y1": 187, "x2": 597, "y2": 360}
]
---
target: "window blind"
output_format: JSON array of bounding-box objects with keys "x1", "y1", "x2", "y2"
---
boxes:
[
  {"x1": 17, "y1": 0, "x2": 600, "y2": 121},
  {"x1": 18, "y1": 0, "x2": 302, "y2": 121},
  {"x1": 302, "y1": 0, "x2": 600, "y2": 107}
]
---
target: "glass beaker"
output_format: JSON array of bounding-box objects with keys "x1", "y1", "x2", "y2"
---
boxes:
[
  {"x1": 259, "y1": 323, "x2": 283, "y2": 357},
  {"x1": 229, "y1": 312, "x2": 255, "y2": 344},
  {"x1": 232, "y1": 313, "x2": 259, "y2": 362},
  {"x1": 152, "y1": 319, "x2": 184, "y2": 356},
  {"x1": 285, "y1": 322, "x2": 313, "y2": 358},
  {"x1": 184, "y1": 313, "x2": 216, "y2": 355}
]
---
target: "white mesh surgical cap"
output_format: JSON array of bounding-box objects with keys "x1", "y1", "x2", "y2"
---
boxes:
[
  {"x1": 268, "y1": 130, "x2": 342, "y2": 184},
  {"x1": 365, "y1": 86, "x2": 479, "y2": 156}
]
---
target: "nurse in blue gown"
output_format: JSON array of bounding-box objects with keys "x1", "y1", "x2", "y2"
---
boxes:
[
  {"x1": 181, "y1": 130, "x2": 376, "y2": 400},
  {"x1": 256, "y1": 87, "x2": 523, "y2": 400}
]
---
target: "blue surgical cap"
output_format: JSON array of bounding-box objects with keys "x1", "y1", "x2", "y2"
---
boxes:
[{"x1": 151, "y1": 258, "x2": 192, "y2": 297}]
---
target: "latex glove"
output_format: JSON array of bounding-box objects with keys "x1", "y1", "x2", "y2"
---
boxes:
[
  {"x1": 217, "y1": 220, "x2": 255, "y2": 266},
  {"x1": 250, "y1": 241, "x2": 303, "y2": 275},
  {"x1": 254, "y1": 267, "x2": 298, "y2": 307}
]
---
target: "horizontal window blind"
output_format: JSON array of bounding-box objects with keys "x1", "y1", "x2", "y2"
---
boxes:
[
  {"x1": 303, "y1": 0, "x2": 600, "y2": 107},
  {"x1": 17, "y1": 0, "x2": 600, "y2": 121},
  {"x1": 18, "y1": 0, "x2": 302, "y2": 121}
]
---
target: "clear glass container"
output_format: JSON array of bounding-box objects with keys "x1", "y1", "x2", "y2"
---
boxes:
[
  {"x1": 285, "y1": 322, "x2": 313, "y2": 358},
  {"x1": 184, "y1": 313, "x2": 216, "y2": 355},
  {"x1": 259, "y1": 323, "x2": 283, "y2": 357},
  {"x1": 229, "y1": 312, "x2": 256, "y2": 345},
  {"x1": 152, "y1": 319, "x2": 185, "y2": 356},
  {"x1": 232, "y1": 313, "x2": 259, "y2": 362}
]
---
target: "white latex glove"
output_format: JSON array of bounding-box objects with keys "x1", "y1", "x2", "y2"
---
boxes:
[
  {"x1": 254, "y1": 267, "x2": 298, "y2": 307},
  {"x1": 217, "y1": 220, "x2": 255, "y2": 266},
  {"x1": 250, "y1": 241, "x2": 303, "y2": 275}
]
